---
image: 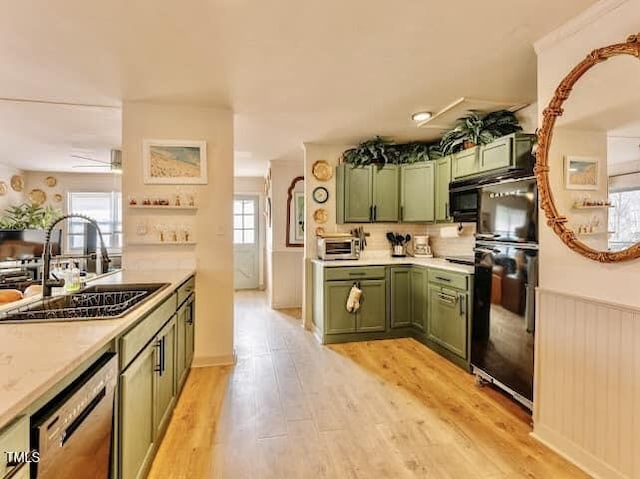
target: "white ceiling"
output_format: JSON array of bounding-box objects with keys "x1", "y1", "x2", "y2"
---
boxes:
[{"x1": 0, "y1": 0, "x2": 597, "y2": 176}]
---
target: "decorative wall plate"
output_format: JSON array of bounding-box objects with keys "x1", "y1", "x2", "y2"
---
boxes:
[
  {"x1": 53, "y1": 193, "x2": 63, "y2": 203},
  {"x1": 0, "y1": 182, "x2": 7, "y2": 196},
  {"x1": 312, "y1": 161, "x2": 333, "y2": 181},
  {"x1": 312, "y1": 186, "x2": 329, "y2": 204},
  {"x1": 45, "y1": 176, "x2": 57, "y2": 187},
  {"x1": 28, "y1": 189, "x2": 46, "y2": 205},
  {"x1": 313, "y1": 208, "x2": 328, "y2": 224},
  {"x1": 315, "y1": 226, "x2": 325, "y2": 236},
  {"x1": 10, "y1": 175, "x2": 24, "y2": 192}
]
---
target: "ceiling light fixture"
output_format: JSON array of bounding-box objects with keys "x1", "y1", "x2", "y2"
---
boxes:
[{"x1": 411, "y1": 111, "x2": 432, "y2": 122}]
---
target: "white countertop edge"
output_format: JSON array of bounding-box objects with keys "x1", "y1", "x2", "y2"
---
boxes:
[
  {"x1": 0, "y1": 268, "x2": 195, "y2": 430},
  {"x1": 311, "y1": 257, "x2": 474, "y2": 275}
]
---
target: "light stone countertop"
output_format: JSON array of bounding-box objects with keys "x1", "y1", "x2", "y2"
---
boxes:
[
  {"x1": 0, "y1": 269, "x2": 195, "y2": 430},
  {"x1": 311, "y1": 256, "x2": 474, "y2": 275}
]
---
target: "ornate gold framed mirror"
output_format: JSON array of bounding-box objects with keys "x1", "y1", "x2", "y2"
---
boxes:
[{"x1": 536, "y1": 33, "x2": 640, "y2": 262}]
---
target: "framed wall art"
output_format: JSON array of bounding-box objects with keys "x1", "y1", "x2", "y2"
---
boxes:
[
  {"x1": 143, "y1": 139, "x2": 207, "y2": 185},
  {"x1": 564, "y1": 156, "x2": 598, "y2": 190}
]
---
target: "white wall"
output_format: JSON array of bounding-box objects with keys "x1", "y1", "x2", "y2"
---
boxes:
[
  {"x1": 267, "y1": 158, "x2": 304, "y2": 309},
  {"x1": 534, "y1": 1, "x2": 640, "y2": 477},
  {"x1": 121, "y1": 101, "x2": 235, "y2": 366},
  {"x1": 234, "y1": 176, "x2": 266, "y2": 289}
]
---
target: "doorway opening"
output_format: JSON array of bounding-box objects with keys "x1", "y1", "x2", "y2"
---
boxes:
[{"x1": 233, "y1": 195, "x2": 260, "y2": 290}]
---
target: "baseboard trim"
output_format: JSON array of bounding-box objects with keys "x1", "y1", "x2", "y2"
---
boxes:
[
  {"x1": 531, "y1": 424, "x2": 624, "y2": 479},
  {"x1": 192, "y1": 351, "x2": 236, "y2": 368}
]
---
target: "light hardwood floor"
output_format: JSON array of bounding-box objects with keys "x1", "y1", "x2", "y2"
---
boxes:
[{"x1": 148, "y1": 290, "x2": 587, "y2": 479}]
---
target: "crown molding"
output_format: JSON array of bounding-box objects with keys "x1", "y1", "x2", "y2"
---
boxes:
[{"x1": 534, "y1": 0, "x2": 630, "y2": 54}]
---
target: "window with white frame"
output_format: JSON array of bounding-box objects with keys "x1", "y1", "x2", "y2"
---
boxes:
[
  {"x1": 67, "y1": 192, "x2": 122, "y2": 250},
  {"x1": 233, "y1": 198, "x2": 256, "y2": 244}
]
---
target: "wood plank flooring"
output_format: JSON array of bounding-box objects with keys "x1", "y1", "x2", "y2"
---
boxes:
[{"x1": 148, "y1": 290, "x2": 587, "y2": 479}]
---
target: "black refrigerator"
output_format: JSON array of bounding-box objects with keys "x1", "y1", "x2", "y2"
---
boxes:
[{"x1": 471, "y1": 176, "x2": 538, "y2": 409}]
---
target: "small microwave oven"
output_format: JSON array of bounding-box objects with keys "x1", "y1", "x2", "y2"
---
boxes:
[{"x1": 317, "y1": 237, "x2": 361, "y2": 260}]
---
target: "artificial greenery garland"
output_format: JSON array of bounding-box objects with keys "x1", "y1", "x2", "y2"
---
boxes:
[{"x1": 342, "y1": 110, "x2": 522, "y2": 167}]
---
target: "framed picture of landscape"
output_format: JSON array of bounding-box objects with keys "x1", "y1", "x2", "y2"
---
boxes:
[
  {"x1": 564, "y1": 156, "x2": 598, "y2": 190},
  {"x1": 143, "y1": 139, "x2": 207, "y2": 184}
]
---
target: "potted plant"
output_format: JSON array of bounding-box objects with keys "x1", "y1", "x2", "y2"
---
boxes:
[
  {"x1": 342, "y1": 136, "x2": 398, "y2": 168},
  {"x1": 440, "y1": 110, "x2": 522, "y2": 155},
  {"x1": 0, "y1": 202, "x2": 62, "y2": 230}
]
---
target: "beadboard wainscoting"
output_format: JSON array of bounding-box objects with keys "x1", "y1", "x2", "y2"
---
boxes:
[{"x1": 534, "y1": 288, "x2": 640, "y2": 479}]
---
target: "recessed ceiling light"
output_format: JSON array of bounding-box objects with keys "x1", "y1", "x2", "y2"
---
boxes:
[{"x1": 411, "y1": 111, "x2": 432, "y2": 122}]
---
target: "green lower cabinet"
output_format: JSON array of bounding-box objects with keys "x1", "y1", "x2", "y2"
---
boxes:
[
  {"x1": 400, "y1": 163, "x2": 434, "y2": 222},
  {"x1": 325, "y1": 281, "x2": 357, "y2": 334},
  {"x1": 390, "y1": 267, "x2": 411, "y2": 328},
  {"x1": 120, "y1": 341, "x2": 156, "y2": 479},
  {"x1": 175, "y1": 296, "x2": 195, "y2": 391},
  {"x1": 154, "y1": 316, "x2": 176, "y2": 439},
  {"x1": 427, "y1": 286, "x2": 468, "y2": 359},
  {"x1": 410, "y1": 268, "x2": 428, "y2": 331},
  {"x1": 357, "y1": 279, "x2": 386, "y2": 332},
  {"x1": 435, "y1": 156, "x2": 452, "y2": 222}
]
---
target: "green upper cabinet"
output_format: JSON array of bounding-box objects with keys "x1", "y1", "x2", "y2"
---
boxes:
[
  {"x1": 389, "y1": 267, "x2": 411, "y2": 328},
  {"x1": 400, "y1": 163, "x2": 434, "y2": 222},
  {"x1": 336, "y1": 164, "x2": 398, "y2": 223},
  {"x1": 479, "y1": 133, "x2": 536, "y2": 173},
  {"x1": 372, "y1": 166, "x2": 399, "y2": 222},
  {"x1": 451, "y1": 146, "x2": 479, "y2": 180},
  {"x1": 410, "y1": 267, "x2": 428, "y2": 332},
  {"x1": 338, "y1": 164, "x2": 373, "y2": 223},
  {"x1": 435, "y1": 156, "x2": 452, "y2": 222}
]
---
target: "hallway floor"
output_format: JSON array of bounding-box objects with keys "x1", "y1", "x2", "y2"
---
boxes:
[{"x1": 149, "y1": 290, "x2": 586, "y2": 478}]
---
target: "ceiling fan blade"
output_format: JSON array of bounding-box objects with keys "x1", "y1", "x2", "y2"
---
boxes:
[
  {"x1": 72, "y1": 165, "x2": 110, "y2": 168},
  {"x1": 71, "y1": 154, "x2": 110, "y2": 164}
]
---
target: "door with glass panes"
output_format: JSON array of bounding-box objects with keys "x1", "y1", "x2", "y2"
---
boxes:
[{"x1": 233, "y1": 195, "x2": 259, "y2": 289}]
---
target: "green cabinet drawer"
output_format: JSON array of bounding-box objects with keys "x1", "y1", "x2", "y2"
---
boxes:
[
  {"x1": 325, "y1": 266, "x2": 386, "y2": 281},
  {"x1": 324, "y1": 281, "x2": 357, "y2": 334},
  {"x1": 0, "y1": 416, "x2": 29, "y2": 479},
  {"x1": 400, "y1": 163, "x2": 435, "y2": 222},
  {"x1": 479, "y1": 136, "x2": 512, "y2": 172},
  {"x1": 177, "y1": 276, "x2": 195, "y2": 307},
  {"x1": 428, "y1": 286, "x2": 467, "y2": 359},
  {"x1": 435, "y1": 156, "x2": 452, "y2": 222},
  {"x1": 120, "y1": 292, "x2": 177, "y2": 370},
  {"x1": 389, "y1": 267, "x2": 411, "y2": 328},
  {"x1": 452, "y1": 147, "x2": 479, "y2": 179},
  {"x1": 428, "y1": 269, "x2": 468, "y2": 290}
]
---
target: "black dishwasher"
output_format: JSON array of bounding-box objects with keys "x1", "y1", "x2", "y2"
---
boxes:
[{"x1": 31, "y1": 352, "x2": 117, "y2": 479}]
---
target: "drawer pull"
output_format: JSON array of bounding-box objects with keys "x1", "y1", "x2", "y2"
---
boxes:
[
  {"x1": 348, "y1": 272, "x2": 366, "y2": 276},
  {"x1": 435, "y1": 276, "x2": 451, "y2": 282}
]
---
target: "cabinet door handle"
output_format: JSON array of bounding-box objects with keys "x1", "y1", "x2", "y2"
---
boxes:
[
  {"x1": 445, "y1": 202, "x2": 449, "y2": 220},
  {"x1": 369, "y1": 206, "x2": 373, "y2": 222},
  {"x1": 373, "y1": 205, "x2": 377, "y2": 221},
  {"x1": 154, "y1": 339, "x2": 163, "y2": 374},
  {"x1": 400, "y1": 205, "x2": 404, "y2": 221},
  {"x1": 459, "y1": 294, "x2": 465, "y2": 316},
  {"x1": 161, "y1": 336, "x2": 166, "y2": 375}
]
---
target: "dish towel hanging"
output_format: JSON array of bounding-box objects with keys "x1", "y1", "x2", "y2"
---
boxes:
[{"x1": 346, "y1": 284, "x2": 362, "y2": 313}]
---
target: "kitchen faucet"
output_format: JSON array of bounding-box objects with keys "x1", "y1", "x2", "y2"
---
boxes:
[{"x1": 42, "y1": 214, "x2": 111, "y2": 297}]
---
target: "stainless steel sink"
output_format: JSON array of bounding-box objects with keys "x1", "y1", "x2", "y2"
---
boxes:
[{"x1": 0, "y1": 283, "x2": 170, "y2": 323}]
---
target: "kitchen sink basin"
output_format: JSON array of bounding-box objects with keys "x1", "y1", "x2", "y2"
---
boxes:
[{"x1": 0, "y1": 283, "x2": 170, "y2": 323}]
